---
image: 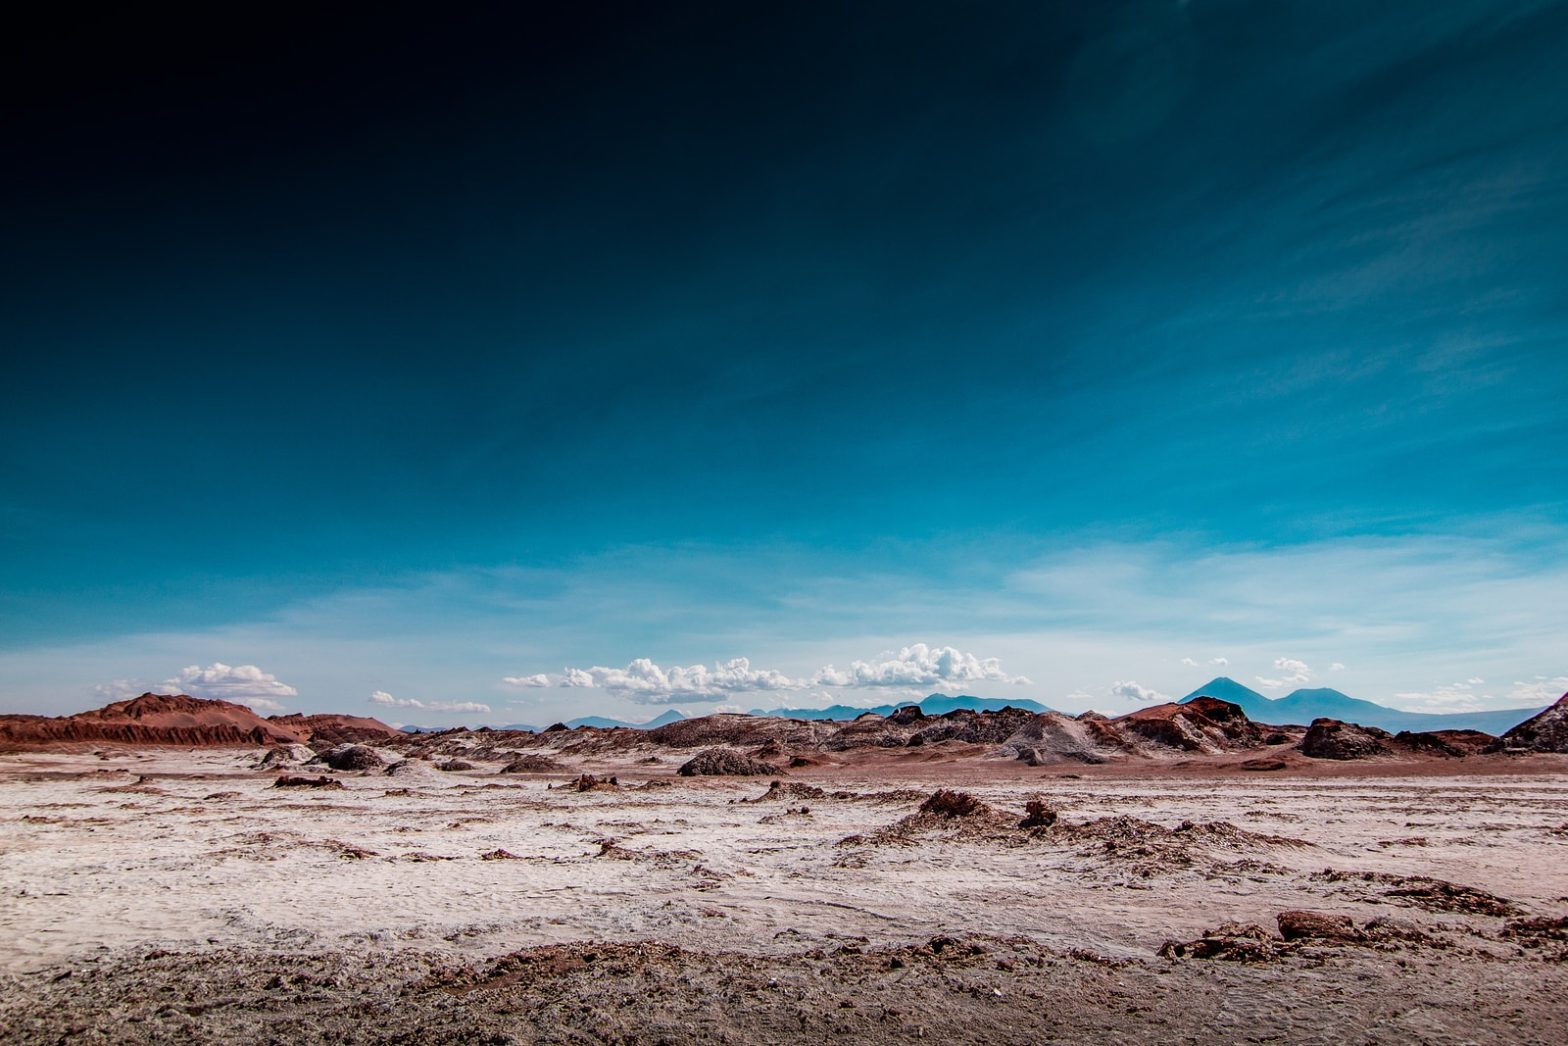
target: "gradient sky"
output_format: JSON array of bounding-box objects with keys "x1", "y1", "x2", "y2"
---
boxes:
[{"x1": 3, "y1": 1, "x2": 1566, "y2": 723}]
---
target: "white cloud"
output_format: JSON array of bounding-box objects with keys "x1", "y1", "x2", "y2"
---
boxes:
[
  {"x1": 555, "y1": 657, "x2": 800, "y2": 703},
  {"x1": 1110, "y1": 680, "x2": 1170, "y2": 704},
  {"x1": 1257, "y1": 657, "x2": 1313, "y2": 689},
  {"x1": 815, "y1": 643, "x2": 1031, "y2": 689},
  {"x1": 93, "y1": 678, "x2": 147, "y2": 701},
  {"x1": 96, "y1": 662, "x2": 297, "y2": 709},
  {"x1": 1210, "y1": 656, "x2": 1229, "y2": 667},
  {"x1": 1392, "y1": 679, "x2": 1491, "y2": 714},
  {"x1": 1180, "y1": 657, "x2": 1199, "y2": 667},
  {"x1": 163, "y1": 662, "x2": 299, "y2": 703},
  {"x1": 368, "y1": 690, "x2": 490, "y2": 714},
  {"x1": 1509, "y1": 676, "x2": 1568, "y2": 706},
  {"x1": 1330, "y1": 662, "x2": 1346, "y2": 672},
  {"x1": 517, "y1": 643, "x2": 1029, "y2": 705}
]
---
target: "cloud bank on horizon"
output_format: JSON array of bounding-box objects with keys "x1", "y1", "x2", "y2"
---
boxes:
[{"x1": 503, "y1": 644, "x2": 1030, "y2": 704}]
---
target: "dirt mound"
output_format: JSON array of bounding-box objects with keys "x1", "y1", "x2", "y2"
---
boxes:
[
  {"x1": 1159, "y1": 922, "x2": 1280, "y2": 962},
  {"x1": 1019, "y1": 796, "x2": 1057, "y2": 828},
  {"x1": 1238, "y1": 757, "x2": 1290, "y2": 771},
  {"x1": 255, "y1": 744, "x2": 315, "y2": 769},
  {"x1": 1392, "y1": 729, "x2": 1496, "y2": 757},
  {"x1": 1277, "y1": 910, "x2": 1363, "y2": 942},
  {"x1": 1300, "y1": 718, "x2": 1392, "y2": 759},
  {"x1": 501, "y1": 754, "x2": 564, "y2": 773},
  {"x1": 1311, "y1": 869, "x2": 1518, "y2": 916},
  {"x1": 920, "y1": 789, "x2": 991, "y2": 818},
  {"x1": 272, "y1": 775, "x2": 343, "y2": 789},
  {"x1": 746, "y1": 780, "x2": 830, "y2": 803},
  {"x1": 677, "y1": 748, "x2": 782, "y2": 776},
  {"x1": 566, "y1": 774, "x2": 619, "y2": 792},
  {"x1": 480, "y1": 848, "x2": 522, "y2": 861},
  {"x1": 1160, "y1": 910, "x2": 1423, "y2": 962},
  {"x1": 848, "y1": 789, "x2": 1021, "y2": 845},
  {"x1": 313, "y1": 744, "x2": 387, "y2": 772},
  {"x1": 1495, "y1": 693, "x2": 1568, "y2": 752}
]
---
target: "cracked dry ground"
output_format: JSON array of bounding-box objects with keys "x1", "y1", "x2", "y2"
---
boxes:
[{"x1": 1, "y1": 750, "x2": 1565, "y2": 1044}]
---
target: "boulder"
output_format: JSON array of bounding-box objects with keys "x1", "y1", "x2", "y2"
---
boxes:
[
  {"x1": 1277, "y1": 910, "x2": 1363, "y2": 942},
  {"x1": 677, "y1": 748, "x2": 782, "y2": 776},
  {"x1": 314, "y1": 744, "x2": 387, "y2": 772},
  {"x1": 1300, "y1": 718, "x2": 1391, "y2": 760}
]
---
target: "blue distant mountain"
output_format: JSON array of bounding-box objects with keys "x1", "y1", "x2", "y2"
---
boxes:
[
  {"x1": 1179, "y1": 677, "x2": 1545, "y2": 735},
  {"x1": 403, "y1": 709, "x2": 687, "y2": 733},
  {"x1": 752, "y1": 692, "x2": 1052, "y2": 721},
  {"x1": 563, "y1": 709, "x2": 687, "y2": 730}
]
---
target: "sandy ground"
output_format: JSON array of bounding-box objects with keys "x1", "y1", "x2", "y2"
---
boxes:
[{"x1": 1, "y1": 747, "x2": 1566, "y2": 1043}]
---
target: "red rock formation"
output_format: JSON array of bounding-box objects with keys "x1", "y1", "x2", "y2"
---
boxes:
[
  {"x1": 266, "y1": 713, "x2": 400, "y2": 744},
  {"x1": 0, "y1": 693, "x2": 395, "y2": 750}
]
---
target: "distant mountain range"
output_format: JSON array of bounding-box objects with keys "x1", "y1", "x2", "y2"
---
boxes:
[
  {"x1": 403, "y1": 708, "x2": 689, "y2": 734},
  {"x1": 751, "y1": 693, "x2": 1053, "y2": 721},
  {"x1": 401, "y1": 680, "x2": 1547, "y2": 736},
  {"x1": 1178, "y1": 677, "x2": 1546, "y2": 735}
]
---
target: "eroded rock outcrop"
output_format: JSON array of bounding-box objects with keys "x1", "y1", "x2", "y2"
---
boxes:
[
  {"x1": 1300, "y1": 718, "x2": 1393, "y2": 760},
  {"x1": 1493, "y1": 693, "x2": 1568, "y2": 753}
]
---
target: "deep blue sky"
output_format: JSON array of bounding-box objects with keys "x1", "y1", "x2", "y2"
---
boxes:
[{"x1": 3, "y1": 1, "x2": 1565, "y2": 721}]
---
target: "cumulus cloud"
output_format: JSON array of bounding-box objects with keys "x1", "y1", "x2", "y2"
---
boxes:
[
  {"x1": 97, "y1": 662, "x2": 298, "y2": 709},
  {"x1": 1256, "y1": 657, "x2": 1313, "y2": 689},
  {"x1": 368, "y1": 690, "x2": 490, "y2": 714},
  {"x1": 1182, "y1": 655, "x2": 1228, "y2": 668},
  {"x1": 163, "y1": 663, "x2": 299, "y2": 702},
  {"x1": 1330, "y1": 662, "x2": 1346, "y2": 672},
  {"x1": 1180, "y1": 657, "x2": 1199, "y2": 667},
  {"x1": 507, "y1": 643, "x2": 1029, "y2": 705},
  {"x1": 815, "y1": 644, "x2": 1031, "y2": 689},
  {"x1": 1110, "y1": 680, "x2": 1170, "y2": 704},
  {"x1": 554, "y1": 657, "x2": 800, "y2": 703}
]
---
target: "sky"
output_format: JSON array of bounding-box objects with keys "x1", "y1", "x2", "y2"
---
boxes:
[{"x1": 2, "y1": 1, "x2": 1566, "y2": 724}]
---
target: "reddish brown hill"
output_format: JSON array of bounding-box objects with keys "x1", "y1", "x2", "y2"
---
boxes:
[
  {"x1": 267, "y1": 713, "x2": 401, "y2": 745},
  {"x1": 0, "y1": 694, "x2": 395, "y2": 750}
]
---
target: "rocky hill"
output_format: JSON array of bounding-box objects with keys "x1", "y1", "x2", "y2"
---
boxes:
[
  {"x1": 0, "y1": 694, "x2": 397, "y2": 749},
  {"x1": 1493, "y1": 692, "x2": 1568, "y2": 753}
]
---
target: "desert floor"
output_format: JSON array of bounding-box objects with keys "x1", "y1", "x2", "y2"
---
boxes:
[{"x1": 1, "y1": 748, "x2": 1565, "y2": 1044}]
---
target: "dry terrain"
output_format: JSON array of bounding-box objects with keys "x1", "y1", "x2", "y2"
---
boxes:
[{"x1": 2, "y1": 743, "x2": 1566, "y2": 1044}]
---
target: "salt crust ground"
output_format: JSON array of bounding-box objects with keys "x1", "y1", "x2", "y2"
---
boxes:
[{"x1": 1, "y1": 748, "x2": 1565, "y2": 1043}]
